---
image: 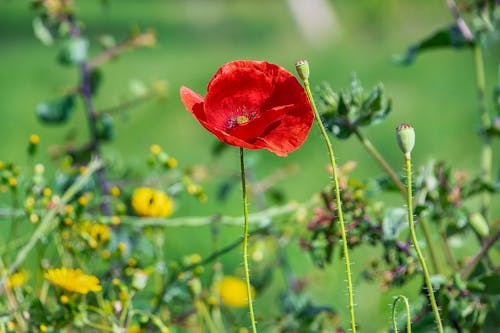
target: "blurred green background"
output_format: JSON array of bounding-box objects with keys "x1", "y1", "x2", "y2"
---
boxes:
[{"x1": 1, "y1": 0, "x2": 499, "y2": 331}]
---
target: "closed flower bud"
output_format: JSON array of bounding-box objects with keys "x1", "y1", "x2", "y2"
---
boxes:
[
  {"x1": 396, "y1": 123, "x2": 415, "y2": 156},
  {"x1": 295, "y1": 59, "x2": 310, "y2": 82}
]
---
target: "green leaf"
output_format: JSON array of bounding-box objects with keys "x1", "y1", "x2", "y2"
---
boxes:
[
  {"x1": 469, "y1": 274, "x2": 500, "y2": 295},
  {"x1": 394, "y1": 24, "x2": 475, "y2": 65},
  {"x1": 58, "y1": 37, "x2": 89, "y2": 66},
  {"x1": 36, "y1": 95, "x2": 75, "y2": 124},
  {"x1": 32, "y1": 16, "x2": 54, "y2": 46},
  {"x1": 96, "y1": 113, "x2": 114, "y2": 141},
  {"x1": 382, "y1": 208, "x2": 407, "y2": 240}
]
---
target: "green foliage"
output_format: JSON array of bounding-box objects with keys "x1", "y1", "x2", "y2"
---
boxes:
[
  {"x1": 394, "y1": 24, "x2": 474, "y2": 65},
  {"x1": 317, "y1": 76, "x2": 391, "y2": 139},
  {"x1": 36, "y1": 95, "x2": 76, "y2": 124}
]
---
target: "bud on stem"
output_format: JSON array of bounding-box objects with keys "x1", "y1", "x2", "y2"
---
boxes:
[{"x1": 396, "y1": 123, "x2": 415, "y2": 157}]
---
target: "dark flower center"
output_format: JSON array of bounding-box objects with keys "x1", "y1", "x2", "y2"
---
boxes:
[{"x1": 226, "y1": 107, "x2": 257, "y2": 130}]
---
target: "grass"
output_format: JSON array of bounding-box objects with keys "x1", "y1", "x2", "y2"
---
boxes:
[{"x1": 0, "y1": 1, "x2": 499, "y2": 331}]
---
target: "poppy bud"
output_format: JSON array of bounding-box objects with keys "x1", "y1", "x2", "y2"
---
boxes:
[
  {"x1": 295, "y1": 59, "x2": 310, "y2": 82},
  {"x1": 396, "y1": 123, "x2": 415, "y2": 156}
]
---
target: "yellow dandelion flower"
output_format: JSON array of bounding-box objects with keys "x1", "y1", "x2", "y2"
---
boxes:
[
  {"x1": 110, "y1": 186, "x2": 121, "y2": 197},
  {"x1": 7, "y1": 270, "x2": 29, "y2": 288},
  {"x1": 59, "y1": 295, "x2": 69, "y2": 304},
  {"x1": 39, "y1": 324, "x2": 48, "y2": 332},
  {"x1": 8, "y1": 177, "x2": 17, "y2": 187},
  {"x1": 150, "y1": 144, "x2": 162, "y2": 155},
  {"x1": 160, "y1": 327, "x2": 169, "y2": 333},
  {"x1": 118, "y1": 242, "x2": 127, "y2": 253},
  {"x1": 189, "y1": 253, "x2": 202, "y2": 264},
  {"x1": 88, "y1": 223, "x2": 111, "y2": 244},
  {"x1": 166, "y1": 157, "x2": 178, "y2": 168},
  {"x1": 131, "y1": 187, "x2": 174, "y2": 218},
  {"x1": 77, "y1": 196, "x2": 88, "y2": 206},
  {"x1": 216, "y1": 276, "x2": 255, "y2": 308},
  {"x1": 29, "y1": 134, "x2": 40, "y2": 145},
  {"x1": 110, "y1": 216, "x2": 121, "y2": 225},
  {"x1": 43, "y1": 187, "x2": 52, "y2": 197},
  {"x1": 44, "y1": 268, "x2": 102, "y2": 294}
]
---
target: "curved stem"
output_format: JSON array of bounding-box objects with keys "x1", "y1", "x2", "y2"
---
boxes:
[
  {"x1": 240, "y1": 148, "x2": 258, "y2": 333},
  {"x1": 354, "y1": 129, "x2": 406, "y2": 195},
  {"x1": 392, "y1": 295, "x2": 412, "y2": 333},
  {"x1": 303, "y1": 80, "x2": 357, "y2": 332},
  {"x1": 404, "y1": 155, "x2": 443, "y2": 333}
]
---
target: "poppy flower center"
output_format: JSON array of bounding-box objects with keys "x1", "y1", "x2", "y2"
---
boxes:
[{"x1": 236, "y1": 115, "x2": 249, "y2": 124}]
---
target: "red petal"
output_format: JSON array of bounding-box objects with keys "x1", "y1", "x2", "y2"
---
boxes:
[
  {"x1": 204, "y1": 67, "x2": 272, "y2": 129},
  {"x1": 180, "y1": 86, "x2": 206, "y2": 122}
]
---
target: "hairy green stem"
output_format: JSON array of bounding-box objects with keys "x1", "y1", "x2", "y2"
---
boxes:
[
  {"x1": 354, "y1": 129, "x2": 406, "y2": 194},
  {"x1": 404, "y1": 155, "x2": 443, "y2": 333},
  {"x1": 418, "y1": 216, "x2": 441, "y2": 275},
  {"x1": 473, "y1": 43, "x2": 492, "y2": 220},
  {"x1": 302, "y1": 79, "x2": 357, "y2": 333},
  {"x1": 240, "y1": 148, "x2": 258, "y2": 333},
  {"x1": 0, "y1": 159, "x2": 102, "y2": 287},
  {"x1": 392, "y1": 295, "x2": 412, "y2": 333}
]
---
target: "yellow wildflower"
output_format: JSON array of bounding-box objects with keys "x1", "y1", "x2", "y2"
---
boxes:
[
  {"x1": 29, "y1": 134, "x2": 40, "y2": 145},
  {"x1": 59, "y1": 295, "x2": 69, "y2": 304},
  {"x1": 39, "y1": 324, "x2": 48, "y2": 332},
  {"x1": 216, "y1": 276, "x2": 255, "y2": 308},
  {"x1": 43, "y1": 187, "x2": 52, "y2": 197},
  {"x1": 166, "y1": 157, "x2": 178, "y2": 168},
  {"x1": 44, "y1": 268, "x2": 102, "y2": 294},
  {"x1": 110, "y1": 186, "x2": 121, "y2": 197},
  {"x1": 110, "y1": 216, "x2": 121, "y2": 225},
  {"x1": 80, "y1": 221, "x2": 111, "y2": 247},
  {"x1": 7, "y1": 270, "x2": 29, "y2": 288},
  {"x1": 150, "y1": 144, "x2": 162, "y2": 155},
  {"x1": 8, "y1": 177, "x2": 17, "y2": 187},
  {"x1": 131, "y1": 187, "x2": 173, "y2": 218}
]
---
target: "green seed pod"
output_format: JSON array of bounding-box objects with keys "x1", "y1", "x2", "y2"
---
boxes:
[
  {"x1": 469, "y1": 212, "x2": 490, "y2": 237},
  {"x1": 295, "y1": 59, "x2": 310, "y2": 82},
  {"x1": 396, "y1": 123, "x2": 415, "y2": 155}
]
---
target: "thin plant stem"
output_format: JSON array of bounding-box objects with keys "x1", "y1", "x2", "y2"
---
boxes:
[
  {"x1": 353, "y1": 129, "x2": 406, "y2": 194},
  {"x1": 404, "y1": 155, "x2": 443, "y2": 333},
  {"x1": 239, "y1": 148, "x2": 258, "y2": 333},
  {"x1": 461, "y1": 229, "x2": 500, "y2": 280},
  {"x1": 392, "y1": 295, "x2": 412, "y2": 333},
  {"x1": 473, "y1": 43, "x2": 492, "y2": 220},
  {"x1": 195, "y1": 299, "x2": 219, "y2": 333},
  {"x1": 418, "y1": 216, "x2": 441, "y2": 275},
  {"x1": 80, "y1": 63, "x2": 111, "y2": 215},
  {"x1": 439, "y1": 229, "x2": 460, "y2": 271},
  {"x1": 0, "y1": 258, "x2": 27, "y2": 333},
  {"x1": 302, "y1": 78, "x2": 357, "y2": 333},
  {"x1": 0, "y1": 159, "x2": 102, "y2": 287}
]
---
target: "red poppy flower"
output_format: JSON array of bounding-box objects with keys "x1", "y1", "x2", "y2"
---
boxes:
[{"x1": 180, "y1": 60, "x2": 314, "y2": 157}]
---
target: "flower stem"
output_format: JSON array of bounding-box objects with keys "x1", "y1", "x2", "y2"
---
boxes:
[
  {"x1": 302, "y1": 78, "x2": 357, "y2": 333},
  {"x1": 239, "y1": 148, "x2": 258, "y2": 333},
  {"x1": 353, "y1": 129, "x2": 406, "y2": 195},
  {"x1": 473, "y1": 43, "x2": 492, "y2": 220},
  {"x1": 392, "y1": 295, "x2": 412, "y2": 333},
  {"x1": 404, "y1": 155, "x2": 443, "y2": 333},
  {"x1": 418, "y1": 216, "x2": 441, "y2": 275}
]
